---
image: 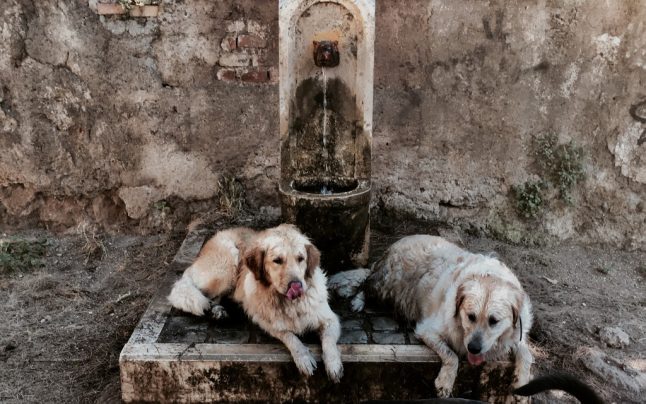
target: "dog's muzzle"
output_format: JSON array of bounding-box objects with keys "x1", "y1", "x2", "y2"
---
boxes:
[
  {"x1": 285, "y1": 280, "x2": 304, "y2": 300},
  {"x1": 467, "y1": 336, "x2": 485, "y2": 366}
]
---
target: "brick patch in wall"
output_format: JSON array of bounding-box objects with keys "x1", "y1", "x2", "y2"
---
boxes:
[
  {"x1": 237, "y1": 34, "x2": 267, "y2": 49},
  {"x1": 221, "y1": 35, "x2": 237, "y2": 52},
  {"x1": 217, "y1": 19, "x2": 275, "y2": 85},
  {"x1": 216, "y1": 69, "x2": 237, "y2": 82},
  {"x1": 240, "y1": 68, "x2": 272, "y2": 83},
  {"x1": 95, "y1": 3, "x2": 160, "y2": 17}
]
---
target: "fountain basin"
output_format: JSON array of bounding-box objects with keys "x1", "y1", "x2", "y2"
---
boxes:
[{"x1": 279, "y1": 178, "x2": 370, "y2": 271}]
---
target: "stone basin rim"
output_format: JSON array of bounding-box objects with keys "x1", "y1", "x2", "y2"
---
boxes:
[{"x1": 279, "y1": 178, "x2": 371, "y2": 200}]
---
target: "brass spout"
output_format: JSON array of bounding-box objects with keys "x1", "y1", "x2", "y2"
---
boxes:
[{"x1": 313, "y1": 40, "x2": 340, "y2": 67}]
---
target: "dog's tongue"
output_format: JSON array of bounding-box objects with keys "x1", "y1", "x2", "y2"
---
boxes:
[
  {"x1": 286, "y1": 282, "x2": 303, "y2": 300},
  {"x1": 467, "y1": 353, "x2": 485, "y2": 366}
]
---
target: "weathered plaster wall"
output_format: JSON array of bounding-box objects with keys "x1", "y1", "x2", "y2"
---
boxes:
[{"x1": 0, "y1": 1, "x2": 644, "y2": 248}]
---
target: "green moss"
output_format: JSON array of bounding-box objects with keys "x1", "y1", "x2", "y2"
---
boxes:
[
  {"x1": 0, "y1": 238, "x2": 47, "y2": 273},
  {"x1": 510, "y1": 133, "x2": 585, "y2": 222},
  {"x1": 512, "y1": 180, "x2": 546, "y2": 220},
  {"x1": 153, "y1": 200, "x2": 172, "y2": 214},
  {"x1": 534, "y1": 133, "x2": 584, "y2": 204}
]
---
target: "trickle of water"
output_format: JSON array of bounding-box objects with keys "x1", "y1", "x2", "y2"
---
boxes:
[
  {"x1": 321, "y1": 68, "x2": 328, "y2": 147},
  {"x1": 321, "y1": 68, "x2": 330, "y2": 174},
  {"x1": 320, "y1": 185, "x2": 332, "y2": 195}
]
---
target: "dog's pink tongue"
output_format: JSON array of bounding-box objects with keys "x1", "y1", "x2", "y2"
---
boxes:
[
  {"x1": 286, "y1": 282, "x2": 303, "y2": 300},
  {"x1": 467, "y1": 353, "x2": 485, "y2": 366}
]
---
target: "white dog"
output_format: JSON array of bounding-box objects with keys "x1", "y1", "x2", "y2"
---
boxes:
[
  {"x1": 329, "y1": 235, "x2": 533, "y2": 397},
  {"x1": 168, "y1": 224, "x2": 343, "y2": 382}
]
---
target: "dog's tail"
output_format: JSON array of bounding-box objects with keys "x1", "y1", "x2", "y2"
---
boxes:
[
  {"x1": 167, "y1": 274, "x2": 211, "y2": 316},
  {"x1": 328, "y1": 268, "x2": 371, "y2": 312},
  {"x1": 513, "y1": 373, "x2": 604, "y2": 404}
]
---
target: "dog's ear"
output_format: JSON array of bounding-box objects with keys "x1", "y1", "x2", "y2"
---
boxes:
[
  {"x1": 455, "y1": 284, "x2": 466, "y2": 318},
  {"x1": 305, "y1": 244, "x2": 320, "y2": 279},
  {"x1": 244, "y1": 247, "x2": 270, "y2": 287}
]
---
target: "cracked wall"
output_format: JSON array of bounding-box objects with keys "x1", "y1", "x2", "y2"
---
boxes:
[{"x1": 0, "y1": 0, "x2": 644, "y2": 249}]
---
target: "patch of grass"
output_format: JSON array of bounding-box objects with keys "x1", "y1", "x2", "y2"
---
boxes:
[
  {"x1": 512, "y1": 180, "x2": 546, "y2": 220},
  {"x1": 77, "y1": 223, "x2": 106, "y2": 264},
  {"x1": 152, "y1": 200, "x2": 172, "y2": 214},
  {"x1": 217, "y1": 176, "x2": 246, "y2": 217},
  {"x1": 534, "y1": 133, "x2": 585, "y2": 204},
  {"x1": 0, "y1": 237, "x2": 47, "y2": 273},
  {"x1": 511, "y1": 133, "x2": 585, "y2": 222}
]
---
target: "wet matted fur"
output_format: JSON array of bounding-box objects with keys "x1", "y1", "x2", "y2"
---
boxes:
[
  {"x1": 168, "y1": 224, "x2": 343, "y2": 381},
  {"x1": 329, "y1": 235, "x2": 533, "y2": 397}
]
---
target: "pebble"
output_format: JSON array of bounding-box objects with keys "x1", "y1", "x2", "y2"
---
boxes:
[{"x1": 599, "y1": 326, "x2": 630, "y2": 348}]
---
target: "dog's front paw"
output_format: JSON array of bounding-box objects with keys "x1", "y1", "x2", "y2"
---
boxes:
[
  {"x1": 323, "y1": 349, "x2": 344, "y2": 382},
  {"x1": 435, "y1": 384, "x2": 452, "y2": 398},
  {"x1": 434, "y1": 367, "x2": 456, "y2": 398},
  {"x1": 210, "y1": 304, "x2": 229, "y2": 321},
  {"x1": 293, "y1": 347, "x2": 317, "y2": 377}
]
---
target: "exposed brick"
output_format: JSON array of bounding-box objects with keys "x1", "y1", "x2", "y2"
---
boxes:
[
  {"x1": 129, "y1": 5, "x2": 159, "y2": 17},
  {"x1": 237, "y1": 34, "x2": 266, "y2": 49},
  {"x1": 240, "y1": 69, "x2": 271, "y2": 83},
  {"x1": 96, "y1": 3, "x2": 125, "y2": 14},
  {"x1": 268, "y1": 67, "x2": 278, "y2": 83},
  {"x1": 219, "y1": 52, "x2": 250, "y2": 67},
  {"x1": 216, "y1": 69, "x2": 237, "y2": 81},
  {"x1": 96, "y1": 4, "x2": 159, "y2": 17},
  {"x1": 220, "y1": 35, "x2": 237, "y2": 52}
]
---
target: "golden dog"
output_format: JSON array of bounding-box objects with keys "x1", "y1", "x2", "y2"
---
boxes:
[
  {"x1": 168, "y1": 224, "x2": 343, "y2": 381},
  {"x1": 330, "y1": 235, "x2": 533, "y2": 397}
]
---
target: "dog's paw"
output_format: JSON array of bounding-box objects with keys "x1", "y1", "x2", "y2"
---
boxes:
[
  {"x1": 435, "y1": 384, "x2": 452, "y2": 398},
  {"x1": 350, "y1": 291, "x2": 365, "y2": 312},
  {"x1": 434, "y1": 367, "x2": 456, "y2": 398},
  {"x1": 293, "y1": 347, "x2": 317, "y2": 377},
  {"x1": 209, "y1": 304, "x2": 229, "y2": 321},
  {"x1": 323, "y1": 349, "x2": 344, "y2": 383}
]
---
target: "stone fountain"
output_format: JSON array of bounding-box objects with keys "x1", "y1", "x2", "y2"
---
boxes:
[
  {"x1": 119, "y1": 3, "x2": 516, "y2": 401},
  {"x1": 278, "y1": 0, "x2": 375, "y2": 270}
]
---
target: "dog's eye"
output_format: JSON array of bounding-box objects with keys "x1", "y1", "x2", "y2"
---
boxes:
[
  {"x1": 273, "y1": 257, "x2": 283, "y2": 264},
  {"x1": 297, "y1": 256, "x2": 304, "y2": 263},
  {"x1": 468, "y1": 313, "x2": 476, "y2": 323},
  {"x1": 489, "y1": 316, "x2": 498, "y2": 326}
]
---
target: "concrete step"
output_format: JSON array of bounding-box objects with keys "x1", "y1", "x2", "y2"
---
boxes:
[{"x1": 119, "y1": 231, "x2": 515, "y2": 403}]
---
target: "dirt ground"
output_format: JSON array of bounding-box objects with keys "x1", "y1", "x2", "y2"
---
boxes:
[{"x1": 0, "y1": 218, "x2": 644, "y2": 403}]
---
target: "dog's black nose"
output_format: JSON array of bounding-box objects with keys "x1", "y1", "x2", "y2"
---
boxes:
[{"x1": 467, "y1": 339, "x2": 482, "y2": 354}]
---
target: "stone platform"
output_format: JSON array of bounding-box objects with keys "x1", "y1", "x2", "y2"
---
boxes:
[{"x1": 119, "y1": 230, "x2": 515, "y2": 403}]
